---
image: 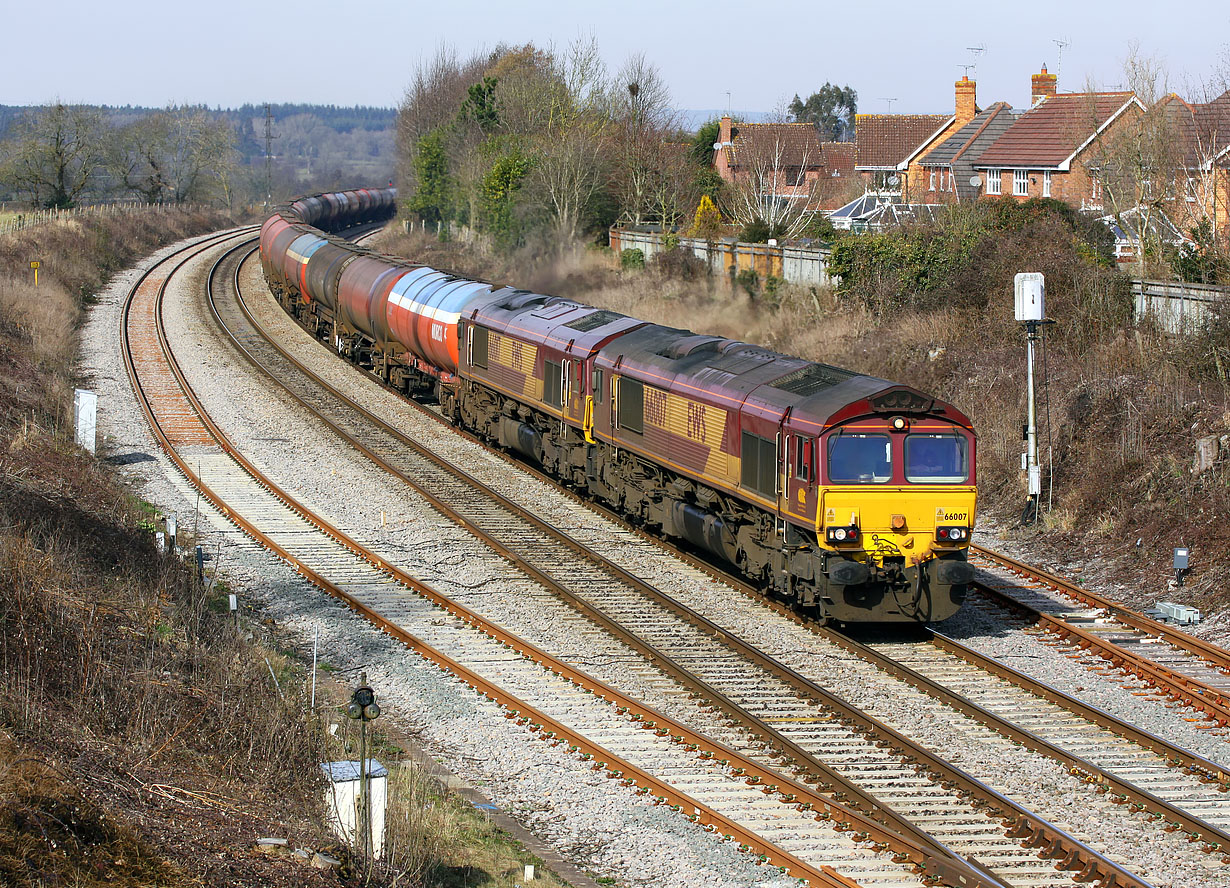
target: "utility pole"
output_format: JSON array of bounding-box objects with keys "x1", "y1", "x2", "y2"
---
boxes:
[{"x1": 264, "y1": 103, "x2": 273, "y2": 212}]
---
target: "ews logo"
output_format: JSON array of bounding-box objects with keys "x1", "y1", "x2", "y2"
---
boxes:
[{"x1": 686, "y1": 402, "x2": 707, "y2": 442}]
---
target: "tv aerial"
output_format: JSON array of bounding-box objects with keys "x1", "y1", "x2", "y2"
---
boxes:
[
  {"x1": 880, "y1": 97, "x2": 898, "y2": 113},
  {"x1": 964, "y1": 44, "x2": 986, "y2": 79},
  {"x1": 1053, "y1": 38, "x2": 1071, "y2": 81}
]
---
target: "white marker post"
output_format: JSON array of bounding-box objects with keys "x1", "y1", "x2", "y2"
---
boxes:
[{"x1": 73, "y1": 388, "x2": 97, "y2": 454}]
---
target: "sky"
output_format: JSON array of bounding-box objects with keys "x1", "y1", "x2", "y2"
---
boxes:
[{"x1": 5, "y1": 1, "x2": 1229, "y2": 116}]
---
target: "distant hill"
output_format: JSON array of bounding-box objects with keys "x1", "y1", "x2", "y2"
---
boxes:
[{"x1": 0, "y1": 103, "x2": 397, "y2": 204}]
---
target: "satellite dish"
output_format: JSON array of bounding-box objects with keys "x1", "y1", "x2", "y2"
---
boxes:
[
  {"x1": 969, "y1": 175, "x2": 983, "y2": 188},
  {"x1": 713, "y1": 142, "x2": 722, "y2": 151},
  {"x1": 887, "y1": 175, "x2": 900, "y2": 186}
]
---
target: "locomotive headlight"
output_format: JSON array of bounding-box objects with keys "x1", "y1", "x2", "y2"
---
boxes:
[
  {"x1": 936, "y1": 526, "x2": 968, "y2": 542},
  {"x1": 891, "y1": 416, "x2": 909, "y2": 432},
  {"x1": 826, "y1": 526, "x2": 860, "y2": 544}
]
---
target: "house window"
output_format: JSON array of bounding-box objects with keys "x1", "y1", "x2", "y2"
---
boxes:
[
  {"x1": 986, "y1": 169, "x2": 1001, "y2": 194},
  {"x1": 1013, "y1": 169, "x2": 1029, "y2": 196},
  {"x1": 1091, "y1": 175, "x2": 1103, "y2": 202},
  {"x1": 1186, "y1": 177, "x2": 1199, "y2": 202},
  {"x1": 947, "y1": 171, "x2": 955, "y2": 192},
  {"x1": 929, "y1": 171, "x2": 936, "y2": 191},
  {"x1": 1042, "y1": 171, "x2": 1052, "y2": 197}
]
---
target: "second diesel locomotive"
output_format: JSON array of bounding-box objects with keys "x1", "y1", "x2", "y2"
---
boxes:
[{"x1": 261, "y1": 190, "x2": 977, "y2": 624}]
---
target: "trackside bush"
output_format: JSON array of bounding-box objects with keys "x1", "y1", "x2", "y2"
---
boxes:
[{"x1": 620, "y1": 248, "x2": 645, "y2": 270}]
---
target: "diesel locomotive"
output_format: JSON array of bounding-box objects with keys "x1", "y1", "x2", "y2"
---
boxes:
[{"x1": 260, "y1": 188, "x2": 977, "y2": 624}]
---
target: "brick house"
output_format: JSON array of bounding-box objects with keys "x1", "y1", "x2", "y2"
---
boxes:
[
  {"x1": 714, "y1": 116, "x2": 858, "y2": 210},
  {"x1": 1162, "y1": 90, "x2": 1230, "y2": 242},
  {"x1": 900, "y1": 76, "x2": 985, "y2": 201},
  {"x1": 972, "y1": 67, "x2": 1144, "y2": 210},
  {"x1": 916, "y1": 102, "x2": 1018, "y2": 203},
  {"x1": 854, "y1": 113, "x2": 950, "y2": 198}
]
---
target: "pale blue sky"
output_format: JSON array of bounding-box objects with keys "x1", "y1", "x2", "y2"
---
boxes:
[{"x1": 7, "y1": 1, "x2": 1228, "y2": 114}]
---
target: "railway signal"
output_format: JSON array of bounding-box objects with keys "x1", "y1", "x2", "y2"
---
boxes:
[
  {"x1": 346, "y1": 674, "x2": 381, "y2": 860},
  {"x1": 1015, "y1": 273, "x2": 1053, "y2": 524},
  {"x1": 30, "y1": 260, "x2": 40, "y2": 286}
]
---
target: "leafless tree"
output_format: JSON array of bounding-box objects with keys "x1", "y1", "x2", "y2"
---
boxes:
[
  {"x1": 527, "y1": 38, "x2": 610, "y2": 242},
  {"x1": 610, "y1": 53, "x2": 681, "y2": 226},
  {"x1": 1080, "y1": 48, "x2": 1175, "y2": 278},
  {"x1": 0, "y1": 103, "x2": 106, "y2": 208},
  {"x1": 112, "y1": 106, "x2": 235, "y2": 204},
  {"x1": 726, "y1": 130, "x2": 824, "y2": 238}
]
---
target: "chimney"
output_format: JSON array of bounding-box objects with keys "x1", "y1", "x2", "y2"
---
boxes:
[
  {"x1": 719, "y1": 115, "x2": 732, "y2": 146},
  {"x1": 1032, "y1": 64, "x2": 1057, "y2": 106},
  {"x1": 955, "y1": 75, "x2": 977, "y2": 124}
]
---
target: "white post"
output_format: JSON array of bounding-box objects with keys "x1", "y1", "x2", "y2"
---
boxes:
[
  {"x1": 73, "y1": 388, "x2": 98, "y2": 454},
  {"x1": 311, "y1": 627, "x2": 318, "y2": 710}
]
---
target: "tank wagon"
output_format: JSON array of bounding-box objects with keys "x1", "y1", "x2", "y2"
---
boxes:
[{"x1": 261, "y1": 190, "x2": 977, "y2": 624}]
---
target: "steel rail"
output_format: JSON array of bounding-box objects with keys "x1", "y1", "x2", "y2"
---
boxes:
[
  {"x1": 968, "y1": 576, "x2": 1230, "y2": 727},
  {"x1": 119, "y1": 233, "x2": 957, "y2": 888},
  {"x1": 971, "y1": 545, "x2": 1230, "y2": 682},
  {"x1": 817, "y1": 629, "x2": 1229, "y2": 854},
  {"x1": 235, "y1": 242, "x2": 1166, "y2": 888}
]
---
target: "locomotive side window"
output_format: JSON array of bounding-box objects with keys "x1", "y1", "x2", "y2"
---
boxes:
[
  {"x1": 905, "y1": 434, "x2": 968, "y2": 483},
  {"x1": 827, "y1": 434, "x2": 891, "y2": 483},
  {"x1": 592, "y1": 367, "x2": 603, "y2": 399},
  {"x1": 616, "y1": 376, "x2": 644, "y2": 434},
  {"x1": 544, "y1": 360, "x2": 563, "y2": 408},
  {"x1": 741, "y1": 432, "x2": 777, "y2": 497},
  {"x1": 471, "y1": 325, "x2": 489, "y2": 369},
  {"x1": 794, "y1": 436, "x2": 814, "y2": 482}
]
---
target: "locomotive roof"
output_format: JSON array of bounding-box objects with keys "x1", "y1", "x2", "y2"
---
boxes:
[
  {"x1": 471, "y1": 292, "x2": 646, "y2": 355},
  {"x1": 595, "y1": 321, "x2": 898, "y2": 423}
]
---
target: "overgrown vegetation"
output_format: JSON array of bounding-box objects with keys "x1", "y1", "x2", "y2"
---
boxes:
[
  {"x1": 396, "y1": 41, "x2": 721, "y2": 252},
  {"x1": 0, "y1": 213, "x2": 571, "y2": 886}
]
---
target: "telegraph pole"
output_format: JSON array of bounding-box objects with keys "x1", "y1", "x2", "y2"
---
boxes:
[{"x1": 264, "y1": 104, "x2": 273, "y2": 212}]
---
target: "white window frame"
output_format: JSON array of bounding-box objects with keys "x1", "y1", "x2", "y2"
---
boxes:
[
  {"x1": 929, "y1": 170, "x2": 936, "y2": 191},
  {"x1": 1042, "y1": 171, "x2": 1052, "y2": 197},
  {"x1": 1186, "y1": 177, "x2": 1198, "y2": 202},
  {"x1": 1091, "y1": 175, "x2": 1103, "y2": 202},
  {"x1": 1013, "y1": 169, "x2": 1029, "y2": 196},
  {"x1": 986, "y1": 169, "x2": 1001, "y2": 195}
]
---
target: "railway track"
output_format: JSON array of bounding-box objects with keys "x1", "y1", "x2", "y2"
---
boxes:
[
  {"x1": 206, "y1": 239, "x2": 1228, "y2": 887},
  {"x1": 123, "y1": 232, "x2": 995, "y2": 888},
  {"x1": 969, "y1": 546, "x2": 1230, "y2": 726}
]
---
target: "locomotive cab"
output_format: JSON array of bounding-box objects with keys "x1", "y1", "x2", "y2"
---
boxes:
[{"x1": 815, "y1": 393, "x2": 976, "y2": 624}]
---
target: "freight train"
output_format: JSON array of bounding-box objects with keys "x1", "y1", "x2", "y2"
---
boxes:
[{"x1": 260, "y1": 188, "x2": 977, "y2": 624}]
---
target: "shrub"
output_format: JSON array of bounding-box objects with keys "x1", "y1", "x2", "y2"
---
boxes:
[
  {"x1": 735, "y1": 268, "x2": 759, "y2": 297},
  {"x1": 652, "y1": 247, "x2": 705, "y2": 280},
  {"x1": 620, "y1": 248, "x2": 645, "y2": 270}
]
